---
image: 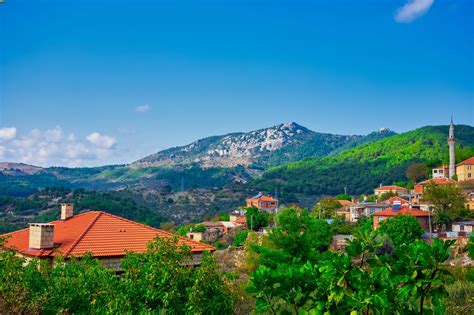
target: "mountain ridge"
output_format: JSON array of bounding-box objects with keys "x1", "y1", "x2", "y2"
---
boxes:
[{"x1": 134, "y1": 122, "x2": 396, "y2": 168}]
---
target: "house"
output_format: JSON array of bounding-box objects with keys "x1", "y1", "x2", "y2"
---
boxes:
[
  {"x1": 246, "y1": 192, "x2": 278, "y2": 213},
  {"x1": 451, "y1": 221, "x2": 474, "y2": 233},
  {"x1": 335, "y1": 200, "x2": 353, "y2": 222},
  {"x1": 382, "y1": 196, "x2": 410, "y2": 207},
  {"x1": 373, "y1": 206, "x2": 432, "y2": 231},
  {"x1": 374, "y1": 185, "x2": 408, "y2": 197},
  {"x1": 2, "y1": 204, "x2": 214, "y2": 270},
  {"x1": 456, "y1": 157, "x2": 474, "y2": 181},
  {"x1": 349, "y1": 202, "x2": 390, "y2": 222},
  {"x1": 229, "y1": 215, "x2": 247, "y2": 228},
  {"x1": 413, "y1": 178, "x2": 457, "y2": 203},
  {"x1": 432, "y1": 165, "x2": 449, "y2": 179}
]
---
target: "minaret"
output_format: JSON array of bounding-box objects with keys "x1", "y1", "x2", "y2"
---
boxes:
[{"x1": 448, "y1": 117, "x2": 455, "y2": 179}]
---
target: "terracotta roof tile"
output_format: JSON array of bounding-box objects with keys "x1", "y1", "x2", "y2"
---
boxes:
[
  {"x1": 375, "y1": 207, "x2": 432, "y2": 217},
  {"x1": 374, "y1": 185, "x2": 407, "y2": 191},
  {"x1": 417, "y1": 178, "x2": 456, "y2": 186},
  {"x1": 2, "y1": 211, "x2": 214, "y2": 258},
  {"x1": 457, "y1": 157, "x2": 474, "y2": 166},
  {"x1": 337, "y1": 200, "x2": 352, "y2": 206}
]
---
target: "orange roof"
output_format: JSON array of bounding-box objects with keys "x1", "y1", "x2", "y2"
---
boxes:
[
  {"x1": 337, "y1": 200, "x2": 352, "y2": 206},
  {"x1": 235, "y1": 217, "x2": 247, "y2": 224},
  {"x1": 246, "y1": 195, "x2": 277, "y2": 202},
  {"x1": 457, "y1": 157, "x2": 474, "y2": 166},
  {"x1": 432, "y1": 165, "x2": 448, "y2": 170},
  {"x1": 374, "y1": 185, "x2": 407, "y2": 191},
  {"x1": 2, "y1": 211, "x2": 214, "y2": 258},
  {"x1": 417, "y1": 178, "x2": 456, "y2": 186},
  {"x1": 375, "y1": 207, "x2": 432, "y2": 217},
  {"x1": 383, "y1": 196, "x2": 410, "y2": 205}
]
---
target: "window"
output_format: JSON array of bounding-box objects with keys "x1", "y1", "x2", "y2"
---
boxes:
[
  {"x1": 468, "y1": 173, "x2": 472, "y2": 178},
  {"x1": 460, "y1": 225, "x2": 464, "y2": 231},
  {"x1": 190, "y1": 234, "x2": 194, "y2": 240}
]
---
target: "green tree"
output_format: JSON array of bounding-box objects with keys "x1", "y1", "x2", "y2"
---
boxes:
[
  {"x1": 159, "y1": 221, "x2": 176, "y2": 232},
  {"x1": 423, "y1": 183, "x2": 467, "y2": 229},
  {"x1": 232, "y1": 230, "x2": 249, "y2": 247},
  {"x1": 245, "y1": 206, "x2": 269, "y2": 231},
  {"x1": 406, "y1": 163, "x2": 429, "y2": 183},
  {"x1": 377, "y1": 215, "x2": 424, "y2": 248},
  {"x1": 335, "y1": 193, "x2": 352, "y2": 201},
  {"x1": 468, "y1": 235, "x2": 474, "y2": 259},
  {"x1": 312, "y1": 197, "x2": 341, "y2": 219},
  {"x1": 269, "y1": 207, "x2": 332, "y2": 261},
  {"x1": 246, "y1": 211, "x2": 454, "y2": 314}
]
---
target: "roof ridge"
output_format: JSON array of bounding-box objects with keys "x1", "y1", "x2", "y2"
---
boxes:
[
  {"x1": 64, "y1": 212, "x2": 102, "y2": 257},
  {"x1": 96, "y1": 211, "x2": 215, "y2": 251}
]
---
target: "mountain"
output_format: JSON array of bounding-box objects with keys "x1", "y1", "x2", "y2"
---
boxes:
[
  {"x1": 0, "y1": 163, "x2": 43, "y2": 176},
  {"x1": 253, "y1": 124, "x2": 474, "y2": 207},
  {"x1": 135, "y1": 122, "x2": 396, "y2": 168}
]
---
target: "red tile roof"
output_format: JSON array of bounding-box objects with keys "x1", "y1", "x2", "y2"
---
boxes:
[
  {"x1": 235, "y1": 217, "x2": 247, "y2": 224},
  {"x1": 374, "y1": 185, "x2": 407, "y2": 191},
  {"x1": 375, "y1": 207, "x2": 432, "y2": 217},
  {"x1": 383, "y1": 196, "x2": 410, "y2": 205},
  {"x1": 246, "y1": 195, "x2": 277, "y2": 202},
  {"x1": 417, "y1": 178, "x2": 456, "y2": 186},
  {"x1": 2, "y1": 211, "x2": 215, "y2": 258},
  {"x1": 337, "y1": 200, "x2": 352, "y2": 206},
  {"x1": 457, "y1": 157, "x2": 474, "y2": 166}
]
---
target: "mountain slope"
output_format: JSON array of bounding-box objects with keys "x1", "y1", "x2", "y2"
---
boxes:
[
  {"x1": 135, "y1": 122, "x2": 395, "y2": 168},
  {"x1": 253, "y1": 125, "x2": 474, "y2": 204}
]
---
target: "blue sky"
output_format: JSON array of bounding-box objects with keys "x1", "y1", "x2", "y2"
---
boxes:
[{"x1": 0, "y1": 0, "x2": 473, "y2": 166}]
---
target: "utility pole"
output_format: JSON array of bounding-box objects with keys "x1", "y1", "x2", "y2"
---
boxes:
[{"x1": 344, "y1": 186, "x2": 347, "y2": 195}]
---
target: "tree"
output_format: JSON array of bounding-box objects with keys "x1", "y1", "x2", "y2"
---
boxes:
[
  {"x1": 159, "y1": 221, "x2": 176, "y2": 232},
  {"x1": 406, "y1": 163, "x2": 429, "y2": 183},
  {"x1": 246, "y1": 217, "x2": 454, "y2": 314},
  {"x1": 270, "y1": 208, "x2": 332, "y2": 260},
  {"x1": 245, "y1": 207, "x2": 269, "y2": 231},
  {"x1": 377, "y1": 215, "x2": 424, "y2": 248},
  {"x1": 312, "y1": 197, "x2": 341, "y2": 219},
  {"x1": 378, "y1": 191, "x2": 396, "y2": 202},
  {"x1": 335, "y1": 194, "x2": 352, "y2": 201},
  {"x1": 423, "y1": 183, "x2": 467, "y2": 229},
  {"x1": 232, "y1": 230, "x2": 249, "y2": 247},
  {"x1": 468, "y1": 235, "x2": 474, "y2": 259},
  {"x1": 0, "y1": 236, "x2": 235, "y2": 314}
]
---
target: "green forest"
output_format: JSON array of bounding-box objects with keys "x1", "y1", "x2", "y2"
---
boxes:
[{"x1": 253, "y1": 125, "x2": 474, "y2": 203}]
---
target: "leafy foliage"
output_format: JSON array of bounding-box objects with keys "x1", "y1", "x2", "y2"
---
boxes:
[
  {"x1": 0, "y1": 237, "x2": 234, "y2": 314},
  {"x1": 423, "y1": 183, "x2": 467, "y2": 229},
  {"x1": 246, "y1": 207, "x2": 454, "y2": 314},
  {"x1": 245, "y1": 206, "x2": 269, "y2": 231},
  {"x1": 377, "y1": 215, "x2": 424, "y2": 248}
]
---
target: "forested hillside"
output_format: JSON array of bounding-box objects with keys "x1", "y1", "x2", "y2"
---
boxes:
[
  {"x1": 253, "y1": 125, "x2": 474, "y2": 203},
  {"x1": 0, "y1": 187, "x2": 165, "y2": 233}
]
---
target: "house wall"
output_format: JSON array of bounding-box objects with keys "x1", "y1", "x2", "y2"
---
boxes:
[
  {"x1": 452, "y1": 224, "x2": 473, "y2": 233},
  {"x1": 457, "y1": 165, "x2": 473, "y2": 181}
]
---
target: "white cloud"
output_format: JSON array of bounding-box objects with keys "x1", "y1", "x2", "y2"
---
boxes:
[
  {"x1": 395, "y1": 0, "x2": 434, "y2": 23},
  {"x1": 0, "y1": 126, "x2": 118, "y2": 167},
  {"x1": 0, "y1": 127, "x2": 17, "y2": 141},
  {"x1": 135, "y1": 104, "x2": 151, "y2": 113},
  {"x1": 86, "y1": 132, "x2": 117, "y2": 149}
]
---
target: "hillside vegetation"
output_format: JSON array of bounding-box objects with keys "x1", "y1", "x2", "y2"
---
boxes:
[{"x1": 254, "y1": 125, "x2": 474, "y2": 202}]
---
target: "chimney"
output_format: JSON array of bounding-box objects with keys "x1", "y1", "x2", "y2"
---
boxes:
[
  {"x1": 29, "y1": 223, "x2": 55, "y2": 249},
  {"x1": 61, "y1": 203, "x2": 74, "y2": 220}
]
